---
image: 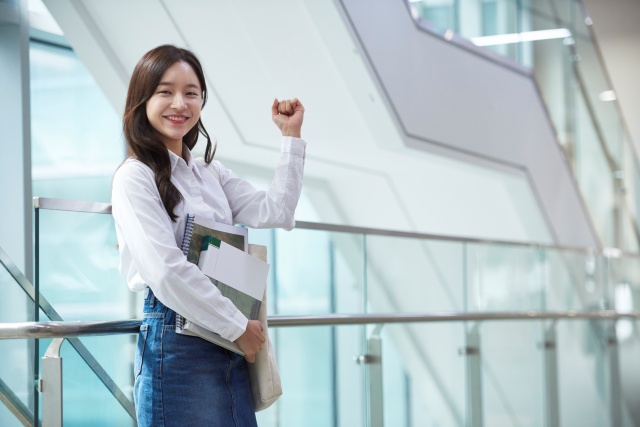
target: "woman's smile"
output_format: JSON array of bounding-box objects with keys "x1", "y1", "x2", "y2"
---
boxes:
[{"x1": 164, "y1": 115, "x2": 190, "y2": 124}]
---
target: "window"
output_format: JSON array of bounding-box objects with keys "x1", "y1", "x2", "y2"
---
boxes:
[{"x1": 30, "y1": 40, "x2": 124, "y2": 202}]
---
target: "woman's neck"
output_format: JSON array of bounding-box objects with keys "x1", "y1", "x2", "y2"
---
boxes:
[
  {"x1": 165, "y1": 141, "x2": 190, "y2": 163},
  {"x1": 165, "y1": 140, "x2": 182, "y2": 158}
]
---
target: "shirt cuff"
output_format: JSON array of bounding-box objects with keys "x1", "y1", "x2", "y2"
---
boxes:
[
  {"x1": 220, "y1": 310, "x2": 249, "y2": 342},
  {"x1": 281, "y1": 136, "x2": 307, "y2": 157}
]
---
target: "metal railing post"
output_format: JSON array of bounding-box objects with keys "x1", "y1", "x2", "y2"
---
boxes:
[
  {"x1": 604, "y1": 249, "x2": 623, "y2": 426},
  {"x1": 542, "y1": 321, "x2": 560, "y2": 427},
  {"x1": 464, "y1": 322, "x2": 483, "y2": 427},
  {"x1": 608, "y1": 320, "x2": 623, "y2": 426},
  {"x1": 357, "y1": 324, "x2": 384, "y2": 427},
  {"x1": 39, "y1": 338, "x2": 64, "y2": 427}
]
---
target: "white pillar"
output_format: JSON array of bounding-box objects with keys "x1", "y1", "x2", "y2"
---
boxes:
[
  {"x1": 0, "y1": 1, "x2": 35, "y2": 425},
  {"x1": 0, "y1": 0, "x2": 32, "y2": 279}
]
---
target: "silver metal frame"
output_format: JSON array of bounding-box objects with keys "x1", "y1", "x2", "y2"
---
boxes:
[
  {"x1": 33, "y1": 197, "x2": 640, "y2": 257},
  {"x1": 33, "y1": 197, "x2": 112, "y2": 214},
  {"x1": 2, "y1": 310, "x2": 640, "y2": 339},
  {"x1": 40, "y1": 338, "x2": 64, "y2": 427}
]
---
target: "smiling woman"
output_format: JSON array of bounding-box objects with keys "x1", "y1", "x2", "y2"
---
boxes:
[{"x1": 112, "y1": 44, "x2": 307, "y2": 427}]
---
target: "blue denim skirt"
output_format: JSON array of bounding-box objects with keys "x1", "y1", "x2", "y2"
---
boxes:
[{"x1": 134, "y1": 289, "x2": 258, "y2": 427}]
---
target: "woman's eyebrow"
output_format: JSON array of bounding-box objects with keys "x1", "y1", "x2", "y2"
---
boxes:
[{"x1": 157, "y1": 81, "x2": 200, "y2": 90}]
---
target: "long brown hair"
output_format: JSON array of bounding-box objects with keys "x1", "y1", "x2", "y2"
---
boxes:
[{"x1": 123, "y1": 45, "x2": 215, "y2": 221}]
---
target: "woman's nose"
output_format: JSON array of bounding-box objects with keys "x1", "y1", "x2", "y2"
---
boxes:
[{"x1": 171, "y1": 94, "x2": 185, "y2": 110}]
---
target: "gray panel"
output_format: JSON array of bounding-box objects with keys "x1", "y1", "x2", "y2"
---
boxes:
[{"x1": 338, "y1": 0, "x2": 599, "y2": 248}]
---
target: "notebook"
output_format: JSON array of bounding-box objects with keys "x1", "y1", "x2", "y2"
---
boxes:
[{"x1": 176, "y1": 214, "x2": 269, "y2": 355}]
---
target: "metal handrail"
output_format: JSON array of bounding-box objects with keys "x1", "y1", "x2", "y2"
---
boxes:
[
  {"x1": 268, "y1": 310, "x2": 640, "y2": 326},
  {"x1": 2, "y1": 310, "x2": 640, "y2": 340},
  {"x1": 32, "y1": 197, "x2": 640, "y2": 257},
  {"x1": 0, "y1": 320, "x2": 141, "y2": 340}
]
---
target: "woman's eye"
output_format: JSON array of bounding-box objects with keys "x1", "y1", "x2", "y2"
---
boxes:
[
  {"x1": 187, "y1": 92, "x2": 199, "y2": 96},
  {"x1": 158, "y1": 90, "x2": 171, "y2": 95}
]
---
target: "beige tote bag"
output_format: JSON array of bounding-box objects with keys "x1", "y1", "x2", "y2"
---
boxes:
[{"x1": 248, "y1": 244, "x2": 282, "y2": 411}]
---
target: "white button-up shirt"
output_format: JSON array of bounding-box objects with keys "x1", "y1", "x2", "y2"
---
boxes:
[{"x1": 112, "y1": 137, "x2": 306, "y2": 341}]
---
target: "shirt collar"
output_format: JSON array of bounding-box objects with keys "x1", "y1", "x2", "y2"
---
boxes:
[
  {"x1": 166, "y1": 145, "x2": 202, "y2": 179},
  {"x1": 167, "y1": 144, "x2": 193, "y2": 171}
]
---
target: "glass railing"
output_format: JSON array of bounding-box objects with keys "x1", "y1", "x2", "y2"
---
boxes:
[
  {"x1": 0, "y1": 248, "x2": 36, "y2": 427},
  {"x1": 32, "y1": 200, "x2": 136, "y2": 427},
  {"x1": 1, "y1": 198, "x2": 632, "y2": 426},
  {"x1": 407, "y1": 0, "x2": 640, "y2": 252}
]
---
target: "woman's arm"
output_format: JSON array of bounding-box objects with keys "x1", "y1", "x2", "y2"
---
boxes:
[
  {"x1": 216, "y1": 98, "x2": 307, "y2": 229},
  {"x1": 112, "y1": 161, "x2": 249, "y2": 341},
  {"x1": 214, "y1": 137, "x2": 306, "y2": 230}
]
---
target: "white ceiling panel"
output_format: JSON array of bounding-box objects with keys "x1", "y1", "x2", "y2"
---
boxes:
[{"x1": 43, "y1": 0, "x2": 577, "y2": 245}]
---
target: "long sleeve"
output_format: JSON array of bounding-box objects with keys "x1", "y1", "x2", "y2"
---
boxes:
[
  {"x1": 112, "y1": 161, "x2": 248, "y2": 341},
  {"x1": 214, "y1": 136, "x2": 306, "y2": 230}
]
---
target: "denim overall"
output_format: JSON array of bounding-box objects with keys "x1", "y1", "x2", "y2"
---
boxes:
[{"x1": 134, "y1": 289, "x2": 258, "y2": 426}]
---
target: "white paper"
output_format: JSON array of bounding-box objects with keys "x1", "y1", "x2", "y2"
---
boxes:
[{"x1": 199, "y1": 241, "x2": 269, "y2": 301}]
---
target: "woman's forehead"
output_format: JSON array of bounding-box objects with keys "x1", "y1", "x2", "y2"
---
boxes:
[{"x1": 158, "y1": 61, "x2": 201, "y2": 87}]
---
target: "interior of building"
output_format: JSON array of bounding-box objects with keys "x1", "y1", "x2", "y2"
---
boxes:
[{"x1": 2, "y1": 0, "x2": 640, "y2": 425}]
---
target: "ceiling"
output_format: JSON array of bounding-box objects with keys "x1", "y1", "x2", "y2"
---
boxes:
[{"x1": 42, "y1": 0, "x2": 600, "y2": 247}]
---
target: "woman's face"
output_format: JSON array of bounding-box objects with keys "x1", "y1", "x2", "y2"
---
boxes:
[{"x1": 146, "y1": 60, "x2": 202, "y2": 152}]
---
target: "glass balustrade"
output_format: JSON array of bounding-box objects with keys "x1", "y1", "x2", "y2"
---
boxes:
[
  {"x1": 407, "y1": 0, "x2": 640, "y2": 252},
  {"x1": 0, "y1": 252, "x2": 36, "y2": 427},
  {"x1": 34, "y1": 208, "x2": 137, "y2": 426},
  {"x1": 2, "y1": 202, "x2": 640, "y2": 425}
]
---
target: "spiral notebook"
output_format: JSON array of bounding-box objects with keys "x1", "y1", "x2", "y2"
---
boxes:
[{"x1": 176, "y1": 214, "x2": 268, "y2": 355}]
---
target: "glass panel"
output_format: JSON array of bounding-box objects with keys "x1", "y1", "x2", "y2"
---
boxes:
[
  {"x1": 0, "y1": 257, "x2": 34, "y2": 427},
  {"x1": 572, "y1": 83, "x2": 617, "y2": 247},
  {"x1": 556, "y1": 319, "x2": 611, "y2": 426},
  {"x1": 256, "y1": 228, "x2": 367, "y2": 425},
  {"x1": 480, "y1": 320, "x2": 544, "y2": 426},
  {"x1": 273, "y1": 228, "x2": 333, "y2": 315},
  {"x1": 383, "y1": 323, "x2": 466, "y2": 426},
  {"x1": 412, "y1": 0, "x2": 457, "y2": 34},
  {"x1": 545, "y1": 249, "x2": 606, "y2": 311},
  {"x1": 365, "y1": 237, "x2": 465, "y2": 314},
  {"x1": 36, "y1": 209, "x2": 136, "y2": 425},
  {"x1": 38, "y1": 209, "x2": 136, "y2": 321},
  {"x1": 272, "y1": 228, "x2": 366, "y2": 315},
  {"x1": 544, "y1": 248, "x2": 612, "y2": 425},
  {"x1": 263, "y1": 325, "x2": 364, "y2": 427},
  {"x1": 364, "y1": 237, "x2": 466, "y2": 424},
  {"x1": 30, "y1": 41, "x2": 123, "y2": 203},
  {"x1": 610, "y1": 255, "x2": 640, "y2": 425},
  {"x1": 622, "y1": 144, "x2": 640, "y2": 252},
  {"x1": 466, "y1": 244, "x2": 546, "y2": 312},
  {"x1": 51, "y1": 338, "x2": 134, "y2": 426},
  {"x1": 466, "y1": 244, "x2": 545, "y2": 426}
]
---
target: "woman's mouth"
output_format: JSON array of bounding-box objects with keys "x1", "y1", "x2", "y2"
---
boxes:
[{"x1": 165, "y1": 115, "x2": 189, "y2": 124}]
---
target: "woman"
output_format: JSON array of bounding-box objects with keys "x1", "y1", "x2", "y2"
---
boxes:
[{"x1": 111, "y1": 44, "x2": 305, "y2": 426}]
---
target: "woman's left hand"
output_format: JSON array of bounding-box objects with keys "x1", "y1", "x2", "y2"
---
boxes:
[{"x1": 272, "y1": 98, "x2": 304, "y2": 138}]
